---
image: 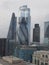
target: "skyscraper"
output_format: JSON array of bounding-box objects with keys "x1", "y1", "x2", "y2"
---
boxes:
[
  {"x1": 33, "y1": 24, "x2": 40, "y2": 43},
  {"x1": 44, "y1": 22, "x2": 49, "y2": 44},
  {"x1": 18, "y1": 5, "x2": 31, "y2": 45},
  {"x1": 6, "y1": 13, "x2": 17, "y2": 55}
]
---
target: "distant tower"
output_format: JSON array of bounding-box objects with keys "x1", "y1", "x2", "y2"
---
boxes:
[
  {"x1": 18, "y1": 5, "x2": 31, "y2": 45},
  {"x1": 33, "y1": 24, "x2": 40, "y2": 43},
  {"x1": 6, "y1": 13, "x2": 17, "y2": 55},
  {"x1": 44, "y1": 22, "x2": 49, "y2": 44}
]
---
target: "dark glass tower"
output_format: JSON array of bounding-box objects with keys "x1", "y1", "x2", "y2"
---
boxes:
[
  {"x1": 6, "y1": 13, "x2": 17, "y2": 55},
  {"x1": 18, "y1": 5, "x2": 31, "y2": 45},
  {"x1": 44, "y1": 22, "x2": 49, "y2": 44},
  {"x1": 44, "y1": 22, "x2": 49, "y2": 38},
  {"x1": 33, "y1": 24, "x2": 40, "y2": 43}
]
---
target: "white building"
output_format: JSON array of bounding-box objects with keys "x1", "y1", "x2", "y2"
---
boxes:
[{"x1": 33, "y1": 51, "x2": 49, "y2": 65}]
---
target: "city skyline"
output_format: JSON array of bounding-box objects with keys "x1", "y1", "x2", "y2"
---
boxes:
[{"x1": 0, "y1": 0, "x2": 49, "y2": 43}]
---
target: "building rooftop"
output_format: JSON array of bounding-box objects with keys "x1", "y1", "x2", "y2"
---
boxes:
[
  {"x1": 16, "y1": 45, "x2": 37, "y2": 50},
  {"x1": 34, "y1": 50, "x2": 49, "y2": 55},
  {"x1": 19, "y1": 5, "x2": 30, "y2": 11},
  {"x1": 1, "y1": 56, "x2": 35, "y2": 65}
]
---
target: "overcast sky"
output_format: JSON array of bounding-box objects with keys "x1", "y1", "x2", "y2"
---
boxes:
[{"x1": 0, "y1": 0, "x2": 49, "y2": 43}]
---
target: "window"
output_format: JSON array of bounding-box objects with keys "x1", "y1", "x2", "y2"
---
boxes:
[
  {"x1": 35, "y1": 58, "x2": 36, "y2": 64},
  {"x1": 46, "y1": 55, "x2": 48, "y2": 58},
  {"x1": 42, "y1": 55, "x2": 44, "y2": 57},
  {"x1": 41, "y1": 62, "x2": 44, "y2": 65},
  {"x1": 37, "y1": 60, "x2": 39, "y2": 65},
  {"x1": 45, "y1": 63, "x2": 48, "y2": 65}
]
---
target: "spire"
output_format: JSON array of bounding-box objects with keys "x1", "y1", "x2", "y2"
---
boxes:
[
  {"x1": 11, "y1": 12, "x2": 16, "y2": 21},
  {"x1": 5, "y1": 12, "x2": 17, "y2": 55}
]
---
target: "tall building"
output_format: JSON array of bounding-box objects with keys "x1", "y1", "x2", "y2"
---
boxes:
[
  {"x1": 0, "y1": 38, "x2": 6, "y2": 56},
  {"x1": 33, "y1": 24, "x2": 40, "y2": 43},
  {"x1": 44, "y1": 22, "x2": 49, "y2": 44},
  {"x1": 18, "y1": 5, "x2": 31, "y2": 45},
  {"x1": 6, "y1": 13, "x2": 17, "y2": 55}
]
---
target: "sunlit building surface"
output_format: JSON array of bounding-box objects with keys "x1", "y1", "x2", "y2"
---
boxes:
[
  {"x1": 33, "y1": 51, "x2": 49, "y2": 65},
  {"x1": 0, "y1": 56, "x2": 34, "y2": 65},
  {"x1": 18, "y1": 5, "x2": 31, "y2": 45},
  {"x1": 6, "y1": 13, "x2": 17, "y2": 55}
]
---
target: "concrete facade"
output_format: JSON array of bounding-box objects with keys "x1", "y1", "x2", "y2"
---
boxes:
[
  {"x1": 33, "y1": 51, "x2": 49, "y2": 65},
  {"x1": 0, "y1": 38, "x2": 6, "y2": 56}
]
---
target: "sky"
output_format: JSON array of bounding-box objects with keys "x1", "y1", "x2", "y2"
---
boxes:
[{"x1": 0, "y1": 0, "x2": 49, "y2": 43}]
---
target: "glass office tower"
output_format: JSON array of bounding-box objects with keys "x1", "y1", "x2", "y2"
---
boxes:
[
  {"x1": 44, "y1": 22, "x2": 49, "y2": 45},
  {"x1": 18, "y1": 5, "x2": 31, "y2": 45},
  {"x1": 6, "y1": 13, "x2": 17, "y2": 55}
]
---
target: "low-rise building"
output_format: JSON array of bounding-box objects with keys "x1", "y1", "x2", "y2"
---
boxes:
[
  {"x1": 14, "y1": 45, "x2": 37, "y2": 63},
  {"x1": 1, "y1": 56, "x2": 35, "y2": 65},
  {"x1": 33, "y1": 51, "x2": 49, "y2": 65},
  {"x1": 14, "y1": 45, "x2": 49, "y2": 63}
]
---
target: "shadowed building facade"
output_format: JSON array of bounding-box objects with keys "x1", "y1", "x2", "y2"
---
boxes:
[
  {"x1": 44, "y1": 22, "x2": 49, "y2": 45},
  {"x1": 6, "y1": 13, "x2": 17, "y2": 55},
  {"x1": 33, "y1": 24, "x2": 40, "y2": 43},
  {"x1": 0, "y1": 38, "x2": 6, "y2": 56}
]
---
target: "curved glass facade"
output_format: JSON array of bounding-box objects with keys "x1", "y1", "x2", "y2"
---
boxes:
[
  {"x1": 18, "y1": 5, "x2": 31, "y2": 45},
  {"x1": 20, "y1": 5, "x2": 30, "y2": 17}
]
